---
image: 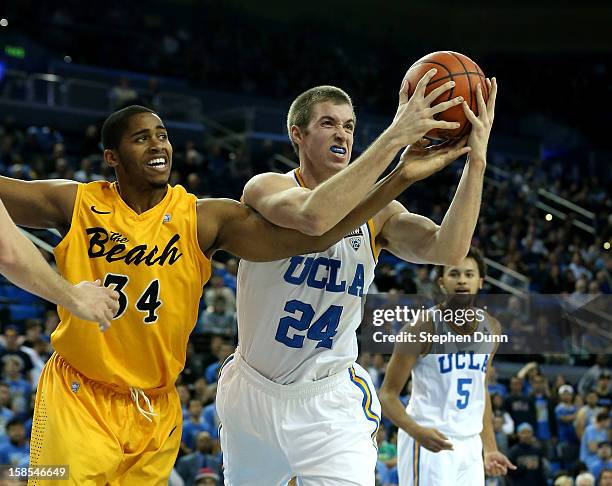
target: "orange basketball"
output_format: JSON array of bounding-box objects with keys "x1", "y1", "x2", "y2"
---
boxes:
[{"x1": 404, "y1": 51, "x2": 489, "y2": 141}]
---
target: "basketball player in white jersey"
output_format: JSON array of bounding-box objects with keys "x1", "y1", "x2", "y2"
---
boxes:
[
  {"x1": 379, "y1": 249, "x2": 516, "y2": 485},
  {"x1": 217, "y1": 70, "x2": 497, "y2": 485}
]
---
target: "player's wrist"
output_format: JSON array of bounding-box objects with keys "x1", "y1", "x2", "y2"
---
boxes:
[{"x1": 381, "y1": 126, "x2": 410, "y2": 153}]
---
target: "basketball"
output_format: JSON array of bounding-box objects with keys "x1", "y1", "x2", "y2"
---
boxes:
[{"x1": 404, "y1": 51, "x2": 489, "y2": 141}]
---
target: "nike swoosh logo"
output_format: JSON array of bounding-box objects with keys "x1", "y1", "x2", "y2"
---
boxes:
[{"x1": 91, "y1": 206, "x2": 111, "y2": 215}]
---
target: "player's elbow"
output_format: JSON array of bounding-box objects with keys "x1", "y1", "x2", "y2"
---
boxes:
[
  {"x1": 433, "y1": 242, "x2": 469, "y2": 267},
  {"x1": 294, "y1": 210, "x2": 329, "y2": 237},
  {"x1": 378, "y1": 387, "x2": 394, "y2": 411}
]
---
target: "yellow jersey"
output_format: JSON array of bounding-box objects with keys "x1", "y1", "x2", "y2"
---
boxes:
[{"x1": 53, "y1": 181, "x2": 211, "y2": 391}]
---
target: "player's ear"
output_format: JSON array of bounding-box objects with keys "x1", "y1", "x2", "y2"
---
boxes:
[
  {"x1": 290, "y1": 125, "x2": 304, "y2": 147},
  {"x1": 478, "y1": 277, "x2": 484, "y2": 290},
  {"x1": 437, "y1": 277, "x2": 446, "y2": 293},
  {"x1": 104, "y1": 149, "x2": 119, "y2": 168}
]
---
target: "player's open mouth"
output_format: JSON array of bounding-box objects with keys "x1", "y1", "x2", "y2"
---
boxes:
[
  {"x1": 330, "y1": 146, "x2": 346, "y2": 155},
  {"x1": 146, "y1": 157, "x2": 168, "y2": 171},
  {"x1": 455, "y1": 288, "x2": 470, "y2": 293}
]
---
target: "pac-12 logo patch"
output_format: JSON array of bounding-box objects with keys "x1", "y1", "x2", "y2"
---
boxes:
[
  {"x1": 349, "y1": 237, "x2": 361, "y2": 251},
  {"x1": 163, "y1": 214, "x2": 171, "y2": 223},
  {"x1": 71, "y1": 381, "x2": 80, "y2": 393}
]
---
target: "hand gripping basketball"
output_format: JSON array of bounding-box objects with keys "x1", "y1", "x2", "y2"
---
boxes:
[{"x1": 388, "y1": 67, "x2": 465, "y2": 148}]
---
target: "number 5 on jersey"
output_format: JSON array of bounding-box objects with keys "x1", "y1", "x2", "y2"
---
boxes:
[{"x1": 103, "y1": 273, "x2": 162, "y2": 324}]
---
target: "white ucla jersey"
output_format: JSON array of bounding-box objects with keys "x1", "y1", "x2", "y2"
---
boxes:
[
  {"x1": 236, "y1": 168, "x2": 377, "y2": 384},
  {"x1": 406, "y1": 307, "x2": 496, "y2": 437}
]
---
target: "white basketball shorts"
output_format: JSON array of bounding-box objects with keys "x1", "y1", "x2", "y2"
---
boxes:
[
  {"x1": 217, "y1": 352, "x2": 381, "y2": 486},
  {"x1": 397, "y1": 430, "x2": 484, "y2": 486}
]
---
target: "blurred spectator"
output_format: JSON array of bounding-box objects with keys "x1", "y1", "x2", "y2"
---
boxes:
[
  {"x1": 488, "y1": 367, "x2": 508, "y2": 398},
  {"x1": 595, "y1": 372, "x2": 612, "y2": 410},
  {"x1": 175, "y1": 432, "x2": 222, "y2": 486},
  {"x1": 505, "y1": 377, "x2": 536, "y2": 430},
  {"x1": 195, "y1": 295, "x2": 236, "y2": 337},
  {"x1": 109, "y1": 77, "x2": 138, "y2": 110},
  {"x1": 177, "y1": 384, "x2": 190, "y2": 419},
  {"x1": 600, "y1": 468, "x2": 612, "y2": 486},
  {"x1": 0, "y1": 418, "x2": 29, "y2": 466},
  {"x1": 491, "y1": 393, "x2": 515, "y2": 435},
  {"x1": 580, "y1": 412, "x2": 611, "y2": 472},
  {"x1": 2, "y1": 357, "x2": 32, "y2": 414},
  {"x1": 204, "y1": 341, "x2": 235, "y2": 385},
  {"x1": 194, "y1": 467, "x2": 219, "y2": 486},
  {"x1": 0, "y1": 326, "x2": 33, "y2": 383},
  {"x1": 531, "y1": 374, "x2": 557, "y2": 447},
  {"x1": 181, "y1": 399, "x2": 209, "y2": 453},
  {"x1": 0, "y1": 383, "x2": 14, "y2": 436},
  {"x1": 493, "y1": 411, "x2": 510, "y2": 456},
  {"x1": 204, "y1": 276, "x2": 236, "y2": 314},
  {"x1": 508, "y1": 423, "x2": 547, "y2": 485},
  {"x1": 575, "y1": 471, "x2": 595, "y2": 486},
  {"x1": 579, "y1": 355, "x2": 610, "y2": 396},
  {"x1": 555, "y1": 385, "x2": 579, "y2": 469},
  {"x1": 74, "y1": 157, "x2": 103, "y2": 183},
  {"x1": 576, "y1": 391, "x2": 603, "y2": 440},
  {"x1": 591, "y1": 442, "x2": 612, "y2": 481}
]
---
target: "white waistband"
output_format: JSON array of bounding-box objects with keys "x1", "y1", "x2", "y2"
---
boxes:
[{"x1": 231, "y1": 352, "x2": 348, "y2": 399}]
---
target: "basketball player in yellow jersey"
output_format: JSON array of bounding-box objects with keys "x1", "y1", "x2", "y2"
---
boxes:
[{"x1": 0, "y1": 103, "x2": 467, "y2": 485}]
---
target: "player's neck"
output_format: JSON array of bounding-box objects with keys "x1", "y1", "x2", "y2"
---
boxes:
[
  {"x1": 114, "y1": 182, "x2": 168, "y2": 214},
  {"x1": 297, "y1": 161, "x2": 339, "y2": 189}
]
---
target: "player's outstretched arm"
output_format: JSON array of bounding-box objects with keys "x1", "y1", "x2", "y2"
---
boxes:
[
  {"x1": 243, "y1": 69, "x2": 464, "y2": 236},
  {"x1": 375, "y1": 78, "x2": 498, "y2": 266},
  {"x1": 379, "y1": 321, "x2": 454, "y2": 453},
  {"x1": 198, "y1": 142, "x2": 467, "y2": 261},
  {"x1": 0, "y1": 176, "x2": 77, "y2": 230},
  {"x1": 0, "y1": 199, "x2": 119, "y2": 329}
]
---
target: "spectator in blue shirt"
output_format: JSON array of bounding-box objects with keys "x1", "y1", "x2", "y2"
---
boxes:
[
  {"x1": 176, "y1": 431, "x2": 222, "y2": 486},
  {"x1": 487, "y1": 366, "x2": 508, "y2": 399},
  {"x1": 0, "y1": 418, "x2": 29, "y2": 466},
  {"x1": 0, "y1": 383, "x2": 14, "y2": 438},
  {"x1": 182, "y1": 399, "x2": 210, "y2": 453},
  {"x1": 555, "y1": 384, "x2": 579, "y2": 469},
  {"x1": 591, "y1": 442, "x2": 612, "y2": 481},
  {"x1": 531, "y1": 374, "x2": 557, "y2": 447},
  {"x1": 2, "y1": 356, "x2": 32, "y2": 415},
  {"x1": 581, "y1": 412, "x2": 611, "y2": 472},
  {"x1": 204, "y1": 341, "x2": 235, "y2": 385}
]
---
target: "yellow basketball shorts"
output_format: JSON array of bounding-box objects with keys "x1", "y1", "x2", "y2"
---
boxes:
[{"x1": 28, "y1": 353, "x2": 182, "y2": 486}]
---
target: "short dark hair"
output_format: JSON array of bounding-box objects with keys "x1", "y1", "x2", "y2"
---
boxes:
[
  {"x1": 101, "y1": 105, "x2": 156, "y2": 150},
  {"x1": 6, "y1": 417, "x2": 24, "y2": 429},
  {"x1": 596, "y1": 411, "x2": 610, "y2": 422},
  {"x1": 437, "y1": 247, "x2": 487, "y2": 279}
]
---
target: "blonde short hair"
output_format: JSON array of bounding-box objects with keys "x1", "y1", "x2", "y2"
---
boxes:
[{"x1": 286, "y1": 86, "x2": 354, "y2": 155}]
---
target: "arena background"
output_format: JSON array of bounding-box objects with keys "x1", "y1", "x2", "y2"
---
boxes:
[{"x1": 0, "y1": 1, "x2": 610, "y2": 485}]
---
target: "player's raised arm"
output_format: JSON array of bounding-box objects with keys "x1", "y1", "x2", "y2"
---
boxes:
[
  {"x1": 243, "y1": 71, "x2": 464, "y2": 236},
  {"x1": 198, "y1": 142, "x2": 469, "y2": 262},
  {"x1": 0, "y1": 199, "x2": 119, "y2": 329},
  {"x1": 0, "y1": 176, "x2": 78, "y2": 231},
  {"x1": 374, "y1": 78, "x2": 498, "y2": 266}
]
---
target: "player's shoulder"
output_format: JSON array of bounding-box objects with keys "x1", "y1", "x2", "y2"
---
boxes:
[{"x1": 245, "y1": 171, "x2": 299, "y2": 195}]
